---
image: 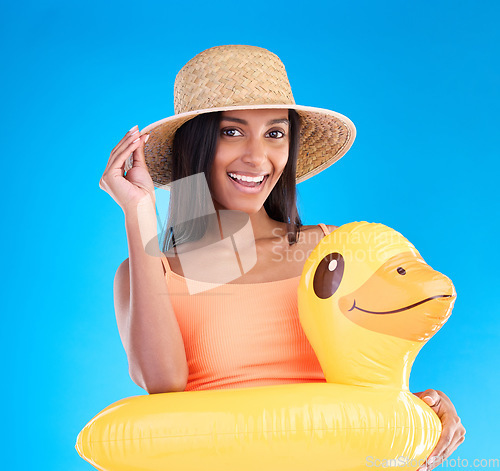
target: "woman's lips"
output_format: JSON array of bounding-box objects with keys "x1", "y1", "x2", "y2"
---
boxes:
[{"x1": 226, "y1": 173, "x2": 269, "y2": 194}]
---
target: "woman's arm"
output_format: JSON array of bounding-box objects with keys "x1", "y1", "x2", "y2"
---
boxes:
[
  {"x1": 114, "y1": 204, "x2": 189, "y2": 393},
  {"x1": 413, "y1": 389, "x2": 466, "y2": 470},
  {"x1": 100, "y1": 125, "x2": 188, "y2": 394}
]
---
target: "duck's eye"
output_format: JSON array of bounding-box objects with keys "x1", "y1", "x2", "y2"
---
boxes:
[
  {"x1": 397, "y1": 267, "x2": 406, "y2": 275},
  {"x1": 313, "y1": 252, "x2": 345, "y2": 299}
]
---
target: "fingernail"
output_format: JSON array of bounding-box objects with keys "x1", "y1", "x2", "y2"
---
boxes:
[
  {"x1": 133, "y1": 136, "x2": 140, "y2": 143},
  {"x1": 128, "y1": 124, "x2": 138, "y2": 133},
  {"x1": 423, "y1": 396, "x2": 434, "y2": 405},
  {"x1": 144, "y1": 134, "x2": 150, "y2": 144}
]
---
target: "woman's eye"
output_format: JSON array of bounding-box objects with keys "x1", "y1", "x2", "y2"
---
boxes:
[
  {"x1": 221, "y1": 128, "x2": 242, "y2": 137},
  {"x1": 267, "y1": 130, "x2": 285, "y2": 139}
]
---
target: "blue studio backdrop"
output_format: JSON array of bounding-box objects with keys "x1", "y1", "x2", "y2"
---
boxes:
[{"x1": 1, "y1": 1, "x2": 498, "y2": 470}]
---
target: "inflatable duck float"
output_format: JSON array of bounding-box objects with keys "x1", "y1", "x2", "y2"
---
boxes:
[{"x1": 76, "y1": 221, "x2": 456, "y2": 471}]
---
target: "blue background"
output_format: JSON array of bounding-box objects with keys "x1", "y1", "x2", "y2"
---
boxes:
[{"x1": 1, "y1": 0, "x2": 498, "y2": 469}]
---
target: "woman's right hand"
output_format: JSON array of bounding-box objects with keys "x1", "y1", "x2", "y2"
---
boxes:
[{"x1": 99, "y1": 125, "x2": 155, "y2": 214}]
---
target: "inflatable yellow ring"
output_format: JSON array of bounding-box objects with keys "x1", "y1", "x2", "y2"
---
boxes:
[{"x1": 76, "y1": 221, "x2": 456, "y2": 471}]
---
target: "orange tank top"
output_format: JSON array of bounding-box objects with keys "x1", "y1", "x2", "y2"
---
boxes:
[{"x1": 159, "y1": 223, "x2": 330, "y2": 391}]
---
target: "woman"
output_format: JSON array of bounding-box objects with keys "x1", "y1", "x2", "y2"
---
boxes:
[{"x1": 99, "y1": 45, "x2": 465, "y2": 469}]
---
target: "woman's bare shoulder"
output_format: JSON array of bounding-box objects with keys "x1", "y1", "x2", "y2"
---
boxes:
[
  {"x1": 301, "y1": 224, "x2": 339, "y2": 233},
  {"x1": 326, "y1": 224, "x2": 339, "y2": 232}
]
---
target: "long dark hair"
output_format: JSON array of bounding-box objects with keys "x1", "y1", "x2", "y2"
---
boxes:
[{"x1": 161, "y1": 109, "x2": 303, "y2": 253}]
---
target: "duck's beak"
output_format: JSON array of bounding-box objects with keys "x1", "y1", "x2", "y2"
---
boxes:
[{"x1": 338, "y1": 251, "x2": 456, "y2": 342}]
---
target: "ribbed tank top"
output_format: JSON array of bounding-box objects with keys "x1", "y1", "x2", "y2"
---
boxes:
[{"x1": 159, "y1": 223, "x2": 330, "y2": 391}]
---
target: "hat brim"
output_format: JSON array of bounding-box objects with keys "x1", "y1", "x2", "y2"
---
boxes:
[{"x1": 132, "y1": 103, "x2": 356, "y2": 189}]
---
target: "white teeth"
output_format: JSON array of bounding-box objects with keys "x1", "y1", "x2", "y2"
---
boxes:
[{"x1": 228, "y1": 172, "x2": 265, "y2": 183}]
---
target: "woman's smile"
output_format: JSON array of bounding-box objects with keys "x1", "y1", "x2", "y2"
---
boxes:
[{"x1": 226, "y1": 172, "x2": 270, "y2": 193}]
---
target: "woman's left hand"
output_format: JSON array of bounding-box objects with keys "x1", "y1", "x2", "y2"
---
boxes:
[{"x1": 413, "y1": 389, "x2": 466, "y2": 470}]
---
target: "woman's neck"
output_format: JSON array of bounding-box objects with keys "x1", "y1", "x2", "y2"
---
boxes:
[{"x1": 203, "y1": 202, "x2": 286, "y2": 243}]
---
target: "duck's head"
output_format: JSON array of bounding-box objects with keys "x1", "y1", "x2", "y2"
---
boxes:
[{"x1": 298, "y1": 222, "x2": 456, "y2": 390}]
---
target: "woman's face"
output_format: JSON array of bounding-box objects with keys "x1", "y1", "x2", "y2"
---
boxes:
[{"x1": 209, "y1": 108, "x2": 290, "y2": 214}]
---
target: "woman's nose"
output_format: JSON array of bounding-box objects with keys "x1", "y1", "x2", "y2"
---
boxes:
[{"x1": 241, "y1": 136, "x2": 267, "y2": 167}]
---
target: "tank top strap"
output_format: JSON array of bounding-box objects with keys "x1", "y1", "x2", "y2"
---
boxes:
[
  {"x1": 317, "y1": 223, "x2": 331, "y2": 237},
  {"x1": 159, "y1": 251, "x2": 172, "y2": 276}
]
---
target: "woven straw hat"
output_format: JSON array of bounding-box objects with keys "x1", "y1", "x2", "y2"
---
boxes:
[{"x1": 132, "y1": 45, "x2": 356, "y2": 189}]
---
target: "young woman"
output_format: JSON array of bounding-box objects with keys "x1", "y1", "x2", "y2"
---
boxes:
[{"x1": 99, "y1": 45, "x2": 465, "y2": 468}]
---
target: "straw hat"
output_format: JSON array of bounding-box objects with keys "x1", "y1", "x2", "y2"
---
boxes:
[{"x1": 130, "y1": 45, "x2": 356, "y2": 189}]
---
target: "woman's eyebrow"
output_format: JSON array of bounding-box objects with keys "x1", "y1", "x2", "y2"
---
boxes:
[
  {"x1": 220, "y1": 117, "x2": 247, "y2": 124},
  {"x1": 267, "y1": 119, "x2": 290, "y2": 126},
  {"x1": 221, "y1": 117, "x2": 290, "y2": 126}
]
